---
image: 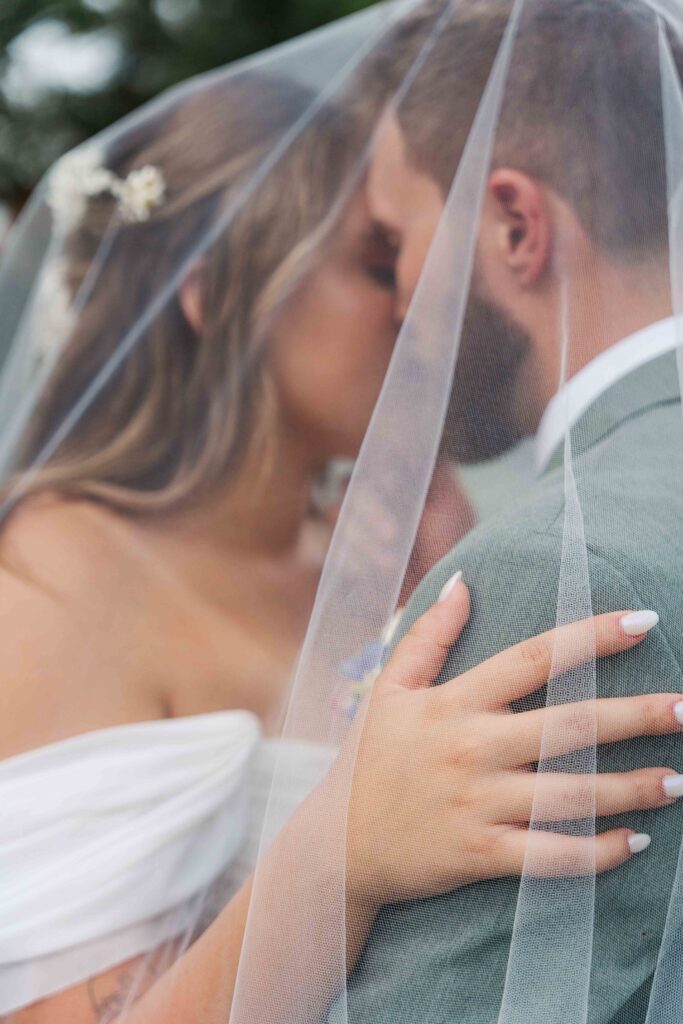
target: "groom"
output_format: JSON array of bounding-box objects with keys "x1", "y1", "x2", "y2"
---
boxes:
[{"x1": 339, "y1": 1, "x2": 683, "y2": 1021}]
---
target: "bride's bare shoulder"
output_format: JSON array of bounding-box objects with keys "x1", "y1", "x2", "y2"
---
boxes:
[
  {"x1": 0, "y1": 494, "x2": 128, "y2": 588},
  {"x1": 0, "y1": 496, "x2": 164, "y2": 760}
]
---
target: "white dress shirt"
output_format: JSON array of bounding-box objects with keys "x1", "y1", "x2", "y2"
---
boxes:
[{"x1": 535, "y1": 316, "x2": 682, "y2": 474}]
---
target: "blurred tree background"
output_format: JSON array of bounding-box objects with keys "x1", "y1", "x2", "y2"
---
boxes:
[{"x1": 0, "y1": 0, "x2": 376, "y2": 210}]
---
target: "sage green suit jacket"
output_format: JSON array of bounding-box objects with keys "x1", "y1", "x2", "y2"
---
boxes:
[{"x1": 335, "y1": 352, "x2": 683, "y2": 1024}]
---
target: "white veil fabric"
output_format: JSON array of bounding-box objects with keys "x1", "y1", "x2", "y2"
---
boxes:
[{"x1": 0, "y1": 1, "x2": 682, "y2": 1022}]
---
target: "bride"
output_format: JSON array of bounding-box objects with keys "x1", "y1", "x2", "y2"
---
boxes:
[{"x1": 1, "y1": 34, "x2": 681, "y2": 1024}]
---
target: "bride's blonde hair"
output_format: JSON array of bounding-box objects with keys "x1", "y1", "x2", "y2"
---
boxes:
[{"x1": 12, "y1": 73, "x2": 360, "y2": 516}]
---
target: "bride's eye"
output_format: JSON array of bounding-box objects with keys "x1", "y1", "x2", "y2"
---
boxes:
[{"x1": 367, "y1": 263, "x2": 396, "y2": 289}]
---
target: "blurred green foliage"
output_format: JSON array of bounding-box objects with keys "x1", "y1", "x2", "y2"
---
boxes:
[{"x1": 0, "y1": 0, "x2": 376, "y2": 205}]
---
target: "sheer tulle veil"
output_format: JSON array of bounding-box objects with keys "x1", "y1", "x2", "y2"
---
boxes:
[{"x1": 0, "y1": 1, "x2": 682, "y2": 1021}]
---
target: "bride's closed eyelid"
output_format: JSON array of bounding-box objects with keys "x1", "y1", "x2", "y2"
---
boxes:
[
  {"x1": 366, "y1": 265, "x2": 396, "y2": 289},
  {"x1": 354, "y1": 233, "x2": 398, "y2": 289}
]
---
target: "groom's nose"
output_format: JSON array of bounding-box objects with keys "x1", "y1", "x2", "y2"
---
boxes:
[
  {"x1": 394, "y1": 265, "x2": 412, "y2": 325},
  {"x1": 394, "y1": 243, "x2": 428, "y2": 326},
  {"x1": 394, "y1": 294, "x2": 408, "y2": 327}
]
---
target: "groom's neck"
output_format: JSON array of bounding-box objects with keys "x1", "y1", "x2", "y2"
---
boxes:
[{"x1": 533, "y1": 256, "x2": 673, "y2": 408}]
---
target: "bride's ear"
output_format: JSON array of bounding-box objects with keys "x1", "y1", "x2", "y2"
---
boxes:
[{"x1": 179, "y1": 261, "x2": 206, "y2": 335}]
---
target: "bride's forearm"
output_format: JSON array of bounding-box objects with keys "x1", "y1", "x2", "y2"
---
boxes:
[
  {"x1": 119, "y1": 876, "x2": 251, "y2": 1024},
  {"x1": 121, "y1": 776, "x2": 376, "y2": 1024}
]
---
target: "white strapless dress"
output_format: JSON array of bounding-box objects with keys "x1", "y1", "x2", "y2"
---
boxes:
[{"x1": 0, "y1": 712, "x2": 336, "y2": 1014}]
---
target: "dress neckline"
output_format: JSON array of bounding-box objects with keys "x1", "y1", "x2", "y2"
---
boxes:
[{"x1": 0, "y1": 708, "x2": 262, "y2": 772}]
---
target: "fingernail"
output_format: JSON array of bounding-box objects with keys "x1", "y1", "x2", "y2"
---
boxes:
[
  {"x1": 620, "y1": 610, "x2": 659, "y2": 636},
  {"x1": 438, "y1": 570, "x2": 463, "y2": 603},
  {"x1": 663, "y1": 774, "x2": 683, "y2": 799},
  {"x1": 627, "y1": 833, "x2": 651, "y2": 855},
  {"x1": 674, "y1": 701, "x2": 683, "y2": 726}
]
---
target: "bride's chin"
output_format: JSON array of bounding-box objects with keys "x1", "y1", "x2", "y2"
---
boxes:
[{"x1": 308, "y1": 430, "x2": 365, "y2": 466}]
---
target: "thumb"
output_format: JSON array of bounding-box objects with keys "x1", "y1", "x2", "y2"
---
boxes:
[{"x1": 379, "y1": 572, "x2": 470, "y2": 693}]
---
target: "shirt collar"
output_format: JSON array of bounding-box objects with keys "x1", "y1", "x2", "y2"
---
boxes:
[{"x1": 535, "y1": 316, "x2": 682, "y2": 475}]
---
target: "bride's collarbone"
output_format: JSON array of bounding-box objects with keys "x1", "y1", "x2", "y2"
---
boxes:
[
  {"x1": 161, "y1": 604, "x2": 299, "y2": 723},
  {"x1": 0, "y1": 498, "x2": 312, "y2": 733}
]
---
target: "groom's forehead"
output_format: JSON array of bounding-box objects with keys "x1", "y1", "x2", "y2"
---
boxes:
[
  {"x1": 368, "y1": 115, "x2": 407, "y2": 197},
  {"x1": 366, "y1": 118, "x2": 404, "y2": 227},
  {"x1": 367, "y1": 113, "x2": 444, "y2": 234}
]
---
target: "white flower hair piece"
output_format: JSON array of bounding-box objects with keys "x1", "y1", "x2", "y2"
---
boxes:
[
  {"x1": 111, "y1": 165, "x2": 166, "y2": 224},
  {"x1": 47, "y1": 147, "x2": 166, "y2": 234},
  {"x1": 47, "y1": 147, "x2": 115, "y2": 235},
  {"x1": 29, "y1": 259, "x2": 77, "y2": 366}
]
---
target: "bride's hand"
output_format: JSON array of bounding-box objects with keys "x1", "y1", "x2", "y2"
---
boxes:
[{"x1": 341, "y1": 574, "x2": 682, "y2": 907}]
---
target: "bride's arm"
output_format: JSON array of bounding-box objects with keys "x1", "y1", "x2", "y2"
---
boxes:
[
  {"x1": 11, "y1": 584, "x2": 681, "y2": 1024},
  {"x1": 119, "y1": 587, "x2": 680, "y2": 1024},
  {"x1": 121, "y1": 782, "x2": 378, "y2": 1024}
]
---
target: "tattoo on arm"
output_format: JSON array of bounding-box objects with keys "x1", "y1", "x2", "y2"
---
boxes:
[
  {"x1": 87, "y1": 969, "x2": 137, "y2": 1023},
  {"x1": 87, "y1": 954, "x2": 163, "y2": 1024}
]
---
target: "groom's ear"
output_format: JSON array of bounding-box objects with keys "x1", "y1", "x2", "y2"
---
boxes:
[{"x1": 485, "y1": 169, "x2": 551, "y2": 288}]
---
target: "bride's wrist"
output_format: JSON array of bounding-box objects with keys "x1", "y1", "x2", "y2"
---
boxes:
[
  {"x1": 318, "y1": 768, "x2": 385, "y2": 914},
  {"x1": 273, "y1": 773, "x2": 348, "y2": 895},
  {"x1": 266, "y1": 774, "x2": 381, "y2": 977},
  {"x1": 302, "y1": 769, "x2": 383, "y2": 917}
]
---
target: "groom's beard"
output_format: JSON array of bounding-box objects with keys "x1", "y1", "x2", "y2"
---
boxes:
[{"x1": 443, "y1": 283, "x2": 534, "y2": 464}]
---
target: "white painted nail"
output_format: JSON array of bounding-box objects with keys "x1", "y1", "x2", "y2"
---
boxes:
[
  {"x1": 674, "y1": 702, "x2": 683, "y2": 726},
  {"x1": 663, "y1": 775, "x2": 683, "y2": 799},
  {"x1": 627, "y1": 833, "x2": 651, "y2": 855},
  {"x1": 438, "y1": 570, "x2": 463, "y2": 603},
  {"x1": 620, "y1": 610, "x2": 659, "y2": 636}
]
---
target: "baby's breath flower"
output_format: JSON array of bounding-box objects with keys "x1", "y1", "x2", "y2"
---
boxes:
[
  {"x1": 113, "y1": 166, "x2": 166, "y2": 223},
  {"x1": 46, "y1": 150, "x2": 166, "y2": 232},
  {"x1": 47, "y1": 147, "x2": 114, "y2": 235}
]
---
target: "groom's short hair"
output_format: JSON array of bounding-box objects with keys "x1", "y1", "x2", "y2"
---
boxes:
[{"x1": 387, "y1": 0, "x2": 683, "y2": 258}]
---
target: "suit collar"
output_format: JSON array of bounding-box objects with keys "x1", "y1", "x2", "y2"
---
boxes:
[
  {"x1": 543, "y1": 347, "x2": 681, "y2": 475},
  {"x1": 540, "y1": 317, "x2": 683, "y2": 477},
  {"x1": 536, "y1": 317, "x2": 681, "y2": 474}
]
